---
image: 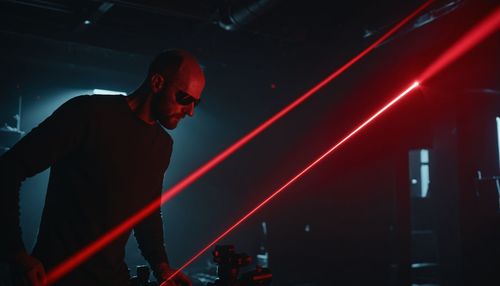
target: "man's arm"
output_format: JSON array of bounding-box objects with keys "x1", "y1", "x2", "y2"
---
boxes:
[
  {"x1": 0, "y1": 96, "x2": 90, "y2": 285},
  {"x1": 133, "y1": 204, "x2": 169, "y2": 270},
  {"x1": 134, "y1": 210, "x2": 191, "y2": 286},
  {"x1": 0, "y1": 96, "x2": 90, "y2": 257},
  {"x1": 133, "y1": 152, "x2": 191, "y2": 286}
]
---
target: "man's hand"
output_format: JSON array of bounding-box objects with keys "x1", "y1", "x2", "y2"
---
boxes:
[
  {"x1": 11, "y1": 251, "x2": 47, "y2": 286},
  {"x1": 155, "y1": 262, "x2": 192, "y2": 286}
]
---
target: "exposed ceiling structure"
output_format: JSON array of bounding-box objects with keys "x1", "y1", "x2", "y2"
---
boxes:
[{"x1": 1, "y1": 0, "x2": 428, "y2": 56}]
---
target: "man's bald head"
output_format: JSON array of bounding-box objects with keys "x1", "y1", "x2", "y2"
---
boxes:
[
  {"x1": 146, "y1": 49, "x2": 206, "y2": 129},
  {"x1": 148, "y1": 50, "x2": 205, "y2": 97}
]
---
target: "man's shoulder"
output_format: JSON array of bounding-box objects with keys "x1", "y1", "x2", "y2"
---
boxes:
[
  {"x1": 68, "y1": 94, "x2": 125, "y2": 106},
  {"x1": 61, "y1": 94, "x2": 91, "y2": 107},
  {"x1": 62, "y1": 94, "x2": 128, "y2": 114},
  {"x1": 65, "y1": 94, "x2": 125, "y2": 103}
]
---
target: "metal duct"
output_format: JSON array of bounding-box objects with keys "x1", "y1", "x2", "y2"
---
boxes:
[{"x1": 218, "y1": 0, "x2": 282, "y2": 31}]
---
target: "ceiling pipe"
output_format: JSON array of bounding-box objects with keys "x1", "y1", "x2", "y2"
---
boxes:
[{"x1": 218, "y1": 0, "x2": 282, "y2": 31}]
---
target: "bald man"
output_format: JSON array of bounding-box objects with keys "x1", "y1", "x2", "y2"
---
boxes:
[{"x1": 0, "y1": 50, "x2": 205, "y2": 286}]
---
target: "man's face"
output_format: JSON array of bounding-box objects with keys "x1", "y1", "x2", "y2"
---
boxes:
[{"x1": 152, "y1": 66, "x2": 205, "y2": 129}]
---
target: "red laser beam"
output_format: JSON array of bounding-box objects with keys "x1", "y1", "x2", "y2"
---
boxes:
[
  {"x1": 163, "y1": 5, "x2": 500, "y2": 283},
  {"x1": 162, "y1": 81, "x2": 420, "y2": 283},
  {"x1": 45, "y1": 2, "x2": 435, "y2": 284},
  {"x1": 420, "y1": 5, "x2": 500, "y2": 82}
]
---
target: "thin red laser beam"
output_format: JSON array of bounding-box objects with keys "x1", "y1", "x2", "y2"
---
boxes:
[
  {"x1": 162, "y1": 81, "x2": 420, "y2": 283},
  {"x1": 163, "y1": 6, "x2": 500, "y2": 283},
  {"x1": 45, "y1": 2, "x2": 435, "y2": 284}
]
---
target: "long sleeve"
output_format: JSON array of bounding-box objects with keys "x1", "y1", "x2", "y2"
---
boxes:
[
  {"x1": 0, "y1": 96, "x2": 89, "y2": 259},
  {"x1": 133, "y1": 150, "x2": 172, "y2": 269},
  {"x1": 133, "y1": 202, "x2": 169, "y2": 267}
]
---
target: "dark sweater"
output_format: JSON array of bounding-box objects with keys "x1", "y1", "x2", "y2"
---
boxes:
[{"x1": 0, "y1": 95, "x2": 172, "y2": 285}]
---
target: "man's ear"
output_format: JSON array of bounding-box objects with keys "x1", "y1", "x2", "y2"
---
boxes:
[{"x1": 150, "y1": 74, "x2": 165, "y2": 93}]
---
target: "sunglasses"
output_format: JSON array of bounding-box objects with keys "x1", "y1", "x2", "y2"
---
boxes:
[{"x1": 175, "y1": 91, "x2": 201, "y2": 106}]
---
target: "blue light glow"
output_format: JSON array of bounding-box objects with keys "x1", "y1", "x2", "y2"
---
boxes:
[{"x1": 92, "y1": 89, "x2": 126, "y2": 95}]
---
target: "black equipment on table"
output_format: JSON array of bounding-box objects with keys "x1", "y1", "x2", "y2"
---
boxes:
[
  {"x1": 207, "y1": 245, "x2": 272, "y2": 286},
  {"x1": 129, "y1": 265, "x2": 158, "y2": 286}
]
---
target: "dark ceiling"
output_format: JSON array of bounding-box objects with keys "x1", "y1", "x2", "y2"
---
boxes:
[{"x1": 1, "y1": 0, "x2": 428, "y2": 56}]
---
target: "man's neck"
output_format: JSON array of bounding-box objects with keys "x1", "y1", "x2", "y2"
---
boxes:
[{"x1": 126, "y1": 90, "x2": 156, "y2": 125}]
